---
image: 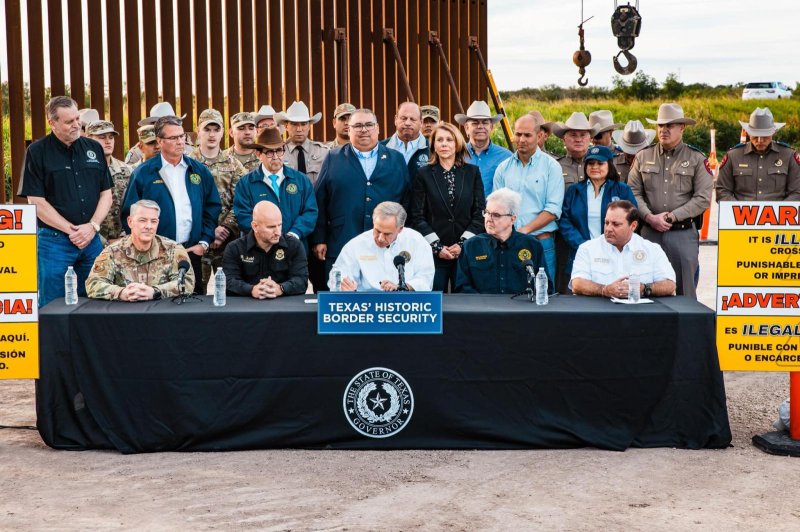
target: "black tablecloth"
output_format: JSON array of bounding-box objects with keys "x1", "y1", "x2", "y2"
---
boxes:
[{"x1": 36, "y1": 295, "x2": 731, "y2": 453}]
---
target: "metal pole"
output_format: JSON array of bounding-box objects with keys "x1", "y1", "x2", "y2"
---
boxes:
[
  {"x1": 334, "y1": 28, "x2": 349, "y2": 104},
  {"x1": 383, "y1": 29, "x2": 415, "y2": 103},
  {"x1": 428, "y1": 31, "x2": 465, "y2": 115}
]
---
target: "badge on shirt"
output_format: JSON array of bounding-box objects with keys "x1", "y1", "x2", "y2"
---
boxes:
[
  {"x1": 518, "y1": 249, "x2": 532, "y2": 261},
  {"x1": 275, "y1": 249, "x2": 285, "y2": 260},
  {"x1": 87, "y1": 150, "x2": 97, "y2": 160},
  {"x1": 152, "y1": 179, "x2": 164, "y2": 184},
  {"x1": 399, "y1": 250, "x2": 411, "y2": 263},
  {"x1": 381, "y1": 154, "x2": 387, "y2": 160},
  {"x1": 475, "y1": 255, "x2": 488, "y2": 261},
  {"x1": 775, "y1": 159, "x2": 783, "y2": 167},
  {"x1": 286, "y1": 183, "x2": 298, "y2": 194},
  {"x1": 738, "y1": 163, "x2": 749, "y2": 168},
  {"x1": 680, "y1": 161, "x2": 690, "y2": 168},
  {"x1": 633, "y1": 249, "x2": 647, "y2": 263},
  {"x1": 190, "y1": 173, "x2": 201, "y2": 185}
]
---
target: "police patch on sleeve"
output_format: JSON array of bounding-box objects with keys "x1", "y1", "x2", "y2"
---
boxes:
[
  {"x1": 518, "y1": 249, "x2": 532, "y2": 261},
  {"x1": 703, "y1": 159, "x2": 713, "y2": 175},
  {"x1": 794, "y1": 152, "x2": 800, "y2": 165},
  {"x1": 719, "y1": 154, "x2": 728, "y2": 168},
  {"x1": 343, "y1": 367, "x2": 414, "y2": 438}
]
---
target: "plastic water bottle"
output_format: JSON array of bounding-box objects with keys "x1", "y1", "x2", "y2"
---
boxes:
[
  {"x1": 213, "y1": 268, "x2": 226, "y2": 307},
  {"x1": 535, "y1": 267, "x2": 548, "y2": 306},
  {"x1": 628, "y1": 273, "x2": 641, "y2": 303},
  {"x1": 331, "y1": 267, "x2": 342, "y2": 292},
  {"x1": 64, "y1": 266, "x2": 78, "y2": 305}
]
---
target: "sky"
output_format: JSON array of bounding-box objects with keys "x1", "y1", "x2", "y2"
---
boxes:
[
  {"x1": 1, "y1": 1, "x2": 798, "y2": 91},
  {"x1": 488, "y1": 0, "x2": 800, "y2": 89}
]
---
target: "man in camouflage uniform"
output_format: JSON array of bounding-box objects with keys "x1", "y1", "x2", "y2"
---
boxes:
[
  {"x1": 420, "y1": 105, "x2": 441, "y2": 138},
  {"x1": 628, "y1": 103, "x2": 713, "y2": 299},
  {"x1": 86, "y1": 199, "x2": 195, "y2": 300},
  {"x1": 277, "y1": 101, "x2": 330, "y2": 183},
  {"x1": 223, "y1": 112, "x2": 260, "y2": 172},
  {"x1": 125, "y1": 125, "x2": 159, "y2": 168},
  {"x1": 326, "y1": 103, "x2": 356, "y2": 150},
  {"x1": 191, "y1": 108, "x2": 247, "y2": 285},
  {"x1": 716, "y1": 107, "x2": 800, "y2": 202},
  {"x1": 86, "y1": 120, "x2": 133, "y2": 243}
]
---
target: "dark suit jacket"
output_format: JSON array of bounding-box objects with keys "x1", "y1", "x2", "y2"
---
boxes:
[
  {"x1": 411, "y1": 163, "x2": 486, "y2": 261},
  {"x1": 312, "y1": 144, "x2": 410, "y2": 260}
]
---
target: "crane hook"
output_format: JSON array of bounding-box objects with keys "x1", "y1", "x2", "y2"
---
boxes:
[{"x1": 613, "y1": 50, "x2": 638, "y2": 75}]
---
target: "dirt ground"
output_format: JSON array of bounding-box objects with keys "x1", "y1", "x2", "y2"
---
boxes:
[{"x1": 3, "y1": 244, "x2": 800, "y2": 531}]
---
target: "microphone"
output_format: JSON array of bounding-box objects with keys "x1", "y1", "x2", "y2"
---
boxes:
[
  {"x1": 523, "y1": 259, "x2": 535, "y2": 283},
  {"x1": 393, "y1": 254, "x2": 408, "y2": 291},
  {"x1": 177, "y1": 260, "x2": 191, "y2": 293}
]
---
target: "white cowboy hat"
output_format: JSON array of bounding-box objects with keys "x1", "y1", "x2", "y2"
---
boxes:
[
  {"x1": 78, "y1": 108, "x2": 100, "y2": 126},
  {"x1": 588, "y1": 110, "x2": 622, "y2": 135},
  {"x1": 275, "y1": 101, "x2": 322, "y2": 124},
  {"x1": 612, "y1": 120, "x2": 656, "y2": 155},
  {"x1": 454, "y1": 100, "x2": 503, "y2": 125},
  {"x1": 138, "y1": 102, "x2": 186, "y2": 126},
  {"x1": 645, "y1": 103, "x2": 696, "y2": 126},
  {"x1": 254, "y1": 104, "x2": 277, "y2": 124},
  {"x1": 551, "y1": 112, "x2": 595, "y2": 139},
  {"x1": 739, "y1": 107, "x2": 785, "y2": 137}
]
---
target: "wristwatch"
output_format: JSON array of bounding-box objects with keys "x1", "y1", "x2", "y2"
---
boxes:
[
  {"x1": 643, "y1": 283, "x2": 653, "y2": 297},
  {"x1": 89, "y1": 220, "x2": 101, "y2": 232},
  {"x1": 152, "y1": 286, "x2": 162, "y2": 300}
]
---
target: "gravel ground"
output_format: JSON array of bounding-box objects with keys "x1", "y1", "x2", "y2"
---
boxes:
[{"x1": 2, "y1": 221, "x2": 799, "y2": 530}]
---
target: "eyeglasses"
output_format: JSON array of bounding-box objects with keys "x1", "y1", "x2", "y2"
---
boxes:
[
  {"x1": 159, "y1": 134, "x2": 186, "y2": 142},
  {"x1": 260, "y1": 147, "x2": 285, "y2": 158},
  {"x1": 349, "y1": 122, "x2": 377, "y2": 131},
  {"x1": 482, "y1": 210, "x2": 513, "y2": 220}
]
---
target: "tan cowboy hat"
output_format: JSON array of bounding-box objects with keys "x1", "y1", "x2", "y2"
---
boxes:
[
  {"x1": 551, "y1": 112, "x2": 595, "y2": 139},
  {"x1": 275, "y1": 101, "x2": 322, "y2": 124},
  {"x1": 241, "y1": 127, "x2": 285, "y2": 151},
  {"x1": 138, "y1": 102, "x2": 186, "y2": 126},
  {"x1": 454, "y1": 100, "x2": 503, "y2": 125},
  {"x1": 527, "y1": 110, "x2": 552, "y2": 133},
  {"x1": 645, "y1": 103, "x2": 696, "y2": 126},
  {"x1": 78, "y1": 108, "x2": 100, "y2": 127},
  {"x1": 588, "y1": 110, "x2": 622, "y2": 135},
  {"x1": 254, "y1": 104, "x2": 277, "y2": 124},
  {"x1": 612, "y1": 120, "x2": 656, "y2": 155},
  {"x1": 739, "y1": 107, "x2": 785, "y2": 137}
]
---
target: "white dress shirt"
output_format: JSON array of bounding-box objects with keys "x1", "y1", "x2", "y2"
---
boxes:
[
  {"x1": 331, "y1": 227, "x2": 435, "y2": 291},
  {"x1": 159, "y1": 156, "x2": 192, "y2": 244},
  {"x1": 570, "y1": 232, "x2": 676, "y2": 287}
]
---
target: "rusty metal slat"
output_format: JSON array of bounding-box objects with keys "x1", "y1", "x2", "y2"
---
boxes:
[
  {"x1": 449, "y1": 0, "x2": 463, "y2": 120},
  {"x1": 284, "y1": 0, "x2": 298, "y2": 105},
  {"x1": 322, "y1": 0, "x2": 338, "y2": 141},
  {"x1": 359, "y1": 1, "x2": 373, "y2": 113},
  {"x1": 194, "y1": 0, "x2": 209, "y2": 112},
  {"x1": 394, "y1": 0, "x2": 408, "y2": 102},
  {"x1": 310, "y1": 0, "x2": 326, "y2": 140},
  {"x1": 418, "y1": 0, "x2": 429, "y2": 105},
  {"x1": 106, "y1": 0, "x2": 125, "y2": 158},
  {"x1": 209, "y1": 1, "x2": 225, "y2": 113},
  {"x1": 430, "y1": 31, "x2": 465, "y2": 116},
  {"x1": 67, "y1": 0, "x2": 86, "y2": 106},
  {"x1": 124, "y1": 0, "x2": 142, "y2": 137},
  {"x1": 382, "y1": 1, "x2": 396, "y2": 122},
  {"x1": 406, "y1": 0, "x2": 418, "y2": 100},
  {"x1": 438, "y1": 0, "x2": 449, "y2": 120},
  {"x1": 255, "y1": 0, "x2": 270, "y2": 107},
  {"x1": 459, "y1": 0, "x2": 470, "y2": 113},
  {"x1": 372, "y1": 1, "x2": 385, "y2": 124},
  {"x1": 428, "y1": 1, "x2": 439, "y2": 111},
  {"x1": 268, "y1": 0, "x2": 283, "y2": 108},
  {"x1": 142, "y1": 0, "x2": 159, "y2": 110},
  {"x1": 468, "y1": 0, "x2": 479, "y2": 104},
  {"x1": 347, "y1": 0, "x2": 360, "y2": 106},
  {"x1": 479, "y1": 0, "x2": 487, "y2": 101},
  {"x1": 334, "y1": 27, "x2": 348, "y2": 106},
  {"x1": 177, "y1": 0, "x2": 193, "y2": 128},
  {"x1": 87, "y1": 0, "x2": 105, "y2": 113},
  {"x1": 5, "y1": 0, "x2": 25, "y2": 202},
  {"x1": 225, "y1": 0, "x2": 241, "y2": 115},
  {"x1": 240, "y1": 0, "x2": 255, "y2": 111},
  {"x1": 297, "y1": 0, "x2": 311, "y2": 112},
  {"x1": 160, "y1": 0, "x2": 176, "y2": 105},
  {"x1": 47, "y1": 0, "x2": 65, "y2": 96},
  {"x1": 27, "y1": 0, "x2": 46, "y2": 140}
]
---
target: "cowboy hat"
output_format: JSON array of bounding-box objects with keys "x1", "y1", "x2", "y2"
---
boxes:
[
  {"x1": 588, "y1": 110, "x2": 622, "y2": 135},
  {"x1": 527, "y1": 110, "x2": 552, "y2": 133},
  {"x1": 612, "y1": 120, "x2": 656, "y2": 155},
  {"x1": 454, "y1": 100, "x2": 503, "y2": 125},
  {"x1": 78, "y1": 108, "x2": 100, "y2": 126},
  {"x1": 739, "y1": 107, "x2": 785, "y2": 137},
  {"x1": 275, "y1": 101, "x2": 322, "y2": 124},
  {"x1": 551, "y1": 112, "x2": 595, "y2": 139},
  {"x1": 241, "y1": 127, "x2": 285, "y2": 151},
  {"x1": 254, "y1": 104, "x2": 277, "y2": 124},
  {"x1": 645, "y1": 103, "x2": 696, "y2": 126},
  {"x1": 138, "y1": 102, "x2": 186, "y2": 126}
]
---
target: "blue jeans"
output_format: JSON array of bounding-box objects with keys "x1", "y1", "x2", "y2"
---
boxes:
[
  {"x1": 37, "y1": 228, "x2": 103, "y2": 307},
  {"x1": 538, "y1": 236, "x2": 556, "y2": 291}
]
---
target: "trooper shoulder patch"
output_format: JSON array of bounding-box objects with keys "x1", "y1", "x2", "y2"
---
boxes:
[{"x1": 719, "y1": 154, "x2": 729, "y2": 168}]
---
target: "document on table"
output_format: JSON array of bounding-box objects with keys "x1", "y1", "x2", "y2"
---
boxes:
[{"x1": 610, "y1": 297, "x2": 654, "y2": 304}]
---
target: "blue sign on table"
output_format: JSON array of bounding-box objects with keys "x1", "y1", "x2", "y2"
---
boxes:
[{"x1": 317, "y1": 291, "x2": 443, "y2": 335}]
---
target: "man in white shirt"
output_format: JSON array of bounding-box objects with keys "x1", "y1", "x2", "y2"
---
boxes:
[
  {"x1": 331, "y1": 202, "x2": 434, "y2": 292},
  {"x1": 571, "y1": 200, "x2": 676, "y2": 298}
]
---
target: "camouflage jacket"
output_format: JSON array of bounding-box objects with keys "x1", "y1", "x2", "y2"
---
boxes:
[
  {"x1": 86, "y1": 235, "x2": 195, "y2": 300},
  {"x1": 100, "y1": 157, "x2": 133, "y2": 241},
  {"x1": 223, "y1": 147, "x2": 261, "y2": 173},
  {"x1": 191, "y1": 147, "x2": 246, "y2": 231}
]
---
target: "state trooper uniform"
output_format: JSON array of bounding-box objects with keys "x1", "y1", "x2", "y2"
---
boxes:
[
  {"x1": 612, "y1": 120, "x2": 656, "y2": 184},
  {"x1": 86, "y1": 235, "x2": 195, "y2": 300},
  {"x1": 628, "y1": 104, "x2": 712, "y2": 300},
  {"x1": 613, "y1": 152, "x2": 632, "y2": 183},
  {"x1": 556, "y1": 153, "x2": 586, "y2": 189},
  {"x1": 284, "y1": 138, "x2": 330, "y2": 184},
  {"x1": 715, "y1": 108, "x2": 800, "y2": 202}
]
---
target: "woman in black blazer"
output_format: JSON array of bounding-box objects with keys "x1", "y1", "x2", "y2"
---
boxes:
[{"x1": 411, "y1": 122, "x2": 486, "y2": 292}]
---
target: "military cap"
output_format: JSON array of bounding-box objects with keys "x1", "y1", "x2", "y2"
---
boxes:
[
  {"x1": 138, "y1": 125, "x2": 157, "y2": 144},
  {"x1": 421, "y1": 105, "x2": 441, "y2": 122},
  {"x1": 231, "y1": 112, "x2": 257, "y2": 128},
  {"x1": 198, "y1": 108, "x2": 224, "y2": 129},
  {"x1": 333, "y1": 103, "x2": 357, "y2": 119},
  {"x1": 86, "y1": 120, "x2": 119, "y2": 136}
]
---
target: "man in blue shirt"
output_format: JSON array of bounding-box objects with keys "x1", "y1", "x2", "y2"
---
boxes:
[
  {"x1": 381, "y1": 102, "x2": 428, "y2": 164},
  {"x1": 456, "y1": 100, "x2": 513, "y2": 198},
  {"x1": 493, "y1": 114, "x2": 563, "y2": 284}
]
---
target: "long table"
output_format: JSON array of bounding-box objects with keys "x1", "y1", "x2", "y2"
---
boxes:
[{"x1": 36, "y1": 295, "x2": 731, "y2": 453}]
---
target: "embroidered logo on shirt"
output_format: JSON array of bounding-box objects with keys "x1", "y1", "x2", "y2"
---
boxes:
[
  {"x1": 286, "y1": 183, "x2": 298, "y2": 194},
  {"x1": 87, "y1": 150, "x2": 97, "y2": 160},
  {"x1": 680, "y1": 161, "x2": 690, "y2": 168},
  {"x1": 593, "y1": 258, "x2": 610, "y2": 264},
  {"x1": 240, "y1": 255, "x2": 255, "y2": 263},
  {"x1": 275, "y1": 249, "x2": 285, "y2": 260},
  {"x1": 152, "y1": 179, "x2": 164, "y2": 184},
  {"x1": 359, "y1": 255, "x2": 377, "y2": 261},
  {"x1": 475, "y1": 255, "x2": 488, "y2": 261},
  {"x1": 399, "y1": 250, "x2": 411, "y2": 263},
  {"x1": 633, "y1": 249, "x2": 647, "y2": 263},
  {"x1": 190, "y1": 173, "x2": 201, "y2": 185},
  {"x1": 517, "y1": 249, "x2": 532, "y2": 261},
  {"x1": 775, "y1": 159, "x2": 783, "y2": 167}
]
